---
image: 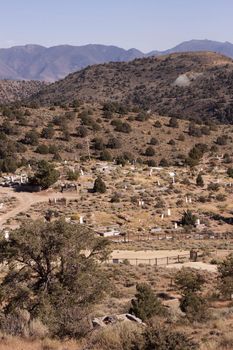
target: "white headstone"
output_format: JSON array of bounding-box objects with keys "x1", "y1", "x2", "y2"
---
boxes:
[
  {"x1": 80, "y1": 216, "x2": 84, "y2": 224},
  {"x1": 169, "y1": 172, "x2": 175, "y2": 177},
  {"x1": 161, "y1": 214, "x2": 164, "y2": 220},
  {"x1": 167, "y1": 209, "x2": 171, "y2": 216},
  {"x1": 174, "y1": 222, "x2": 178, "y2": 229},
  {"x1": 4, "y1": 231, "x2": 9, "y2": 241}
]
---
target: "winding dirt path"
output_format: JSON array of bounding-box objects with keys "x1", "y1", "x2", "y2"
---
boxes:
[{"x1": 0, "y1": 187, "x2": 79, "y2": 228}]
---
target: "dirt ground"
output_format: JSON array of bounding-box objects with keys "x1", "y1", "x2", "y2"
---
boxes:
[
  {"x1": 166, "y1": 261, "x2": 218, "y2": 272},
  {"x1": 0, "y1": 186, "x2": 79, "y2": 228}
]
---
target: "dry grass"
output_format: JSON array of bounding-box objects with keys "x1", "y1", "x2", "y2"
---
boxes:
[
  {"x1": 0, "y1": 336, "x2": 82, "y2": 350},
  {"x1": 89, "y1": 322, "x2": 142, "y2": 350}
]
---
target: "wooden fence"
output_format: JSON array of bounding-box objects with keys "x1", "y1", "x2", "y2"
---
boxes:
[
  {"x1": 107, "y1": 254, "x2": 190, "y2": 266},
  {"x1": 111, "y1": 231, "x2": 233, "y2": 243}
]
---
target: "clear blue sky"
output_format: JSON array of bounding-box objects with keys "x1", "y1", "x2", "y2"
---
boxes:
[{"x1": 1, "y1": 0, "x2": 233, "y2": 51}]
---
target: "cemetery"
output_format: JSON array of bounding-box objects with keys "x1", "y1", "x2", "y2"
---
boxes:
[
  {"x1": 0, "y1": 108, "x2": 232, "y2": 349},
  {"x1": 1, "y1": 158, "x2": 233, "y2": 255}
]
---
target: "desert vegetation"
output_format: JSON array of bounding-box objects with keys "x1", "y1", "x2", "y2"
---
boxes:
[{"x1": 0, "y1": 52, "x2": 233, "y2": 350}]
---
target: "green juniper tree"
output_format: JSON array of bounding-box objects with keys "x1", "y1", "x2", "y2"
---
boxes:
[
  {"x1": 196, "y1": 173, "x2": 204, "y2": 187},
  {"x1": 30, "y1": 160, "x2": 60, "y2": 189},
  {"x1": 0, "y1": 219, "x2": 109, "y2": 337},
  {"x1": 93, "y1": 176, "x2": 107, "y2": 193},
  {"x1": 129, "y1": 283, "x2": 165, "y2": 321},
  {"x1": 175, "y1": 268, "x2": 207, "y2": 322}
]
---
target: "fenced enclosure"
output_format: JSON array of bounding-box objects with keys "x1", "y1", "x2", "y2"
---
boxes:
[
  {"x1": 107, "y1": 253, "x2": 190, "y2": 266},
  {"x1": 111, "y1": 230, "x2": 233, "y2": 243}
]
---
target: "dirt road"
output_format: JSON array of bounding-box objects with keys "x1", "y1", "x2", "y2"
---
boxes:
[{"x1": 0, "y1": 187, "x2": 79, "y2": 228}]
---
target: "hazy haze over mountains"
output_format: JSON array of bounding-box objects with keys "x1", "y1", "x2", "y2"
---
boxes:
[
  {"x1": 0, "y1": 44, "x2": 144, "y2": 81},
  {"x1": 1, "y1": 39, "x2": 233, "y2": 82}
]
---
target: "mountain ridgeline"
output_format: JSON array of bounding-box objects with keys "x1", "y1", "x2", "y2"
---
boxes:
[
  {"x1": 0, "y1": 44, "x2": 144, "y2": 82},
  {"x1": 31, "y1": 52, "x2": 233, "y2": 124},
  {"x1": 1, "y1": 39, "x2": 233, "y2": 82}
]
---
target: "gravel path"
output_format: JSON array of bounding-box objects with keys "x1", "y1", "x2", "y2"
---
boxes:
[{"x1": 0, "y1": 187, "x2": 78, "y2": 228}]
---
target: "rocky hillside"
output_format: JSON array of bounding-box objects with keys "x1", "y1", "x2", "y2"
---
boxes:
[
  {"x1": 1, "y1": 40, "x2": 233, "y2": 82},
  {"x1": 0, "y1": 102, "x2": 231, "y2": 170},
  {"x1": 0, "y1": 80, "x2": 45, "y2": 104},
  {"x1": 31, "y1": 52, "x2": 233, "y2": 124}
]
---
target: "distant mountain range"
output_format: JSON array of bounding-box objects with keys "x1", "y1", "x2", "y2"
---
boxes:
[{"x1": 1, "y1": 39, "x2": 233, "y2": 81}]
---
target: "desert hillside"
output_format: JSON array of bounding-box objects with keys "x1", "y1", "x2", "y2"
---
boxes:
[
  {"x1": 0, "y1": 80, "x2": 45, "y2": 104},
  {"x1": 0, "y1": 53, "x2": 233, "y2": 350},
  {"x1": 31, "y1": 52, "x2": 233, "y2": 123},
  {"x1": 0, "y1": 101, "x2": 232, "y2": 170}
]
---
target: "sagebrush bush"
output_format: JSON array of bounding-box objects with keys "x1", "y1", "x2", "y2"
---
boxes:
[
  {"x1": 134, "y1": 322, "x2": 198, "y2": 350},
  {"x1": 90, "y1": 322, "x2": 142, "y2": 350}
]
